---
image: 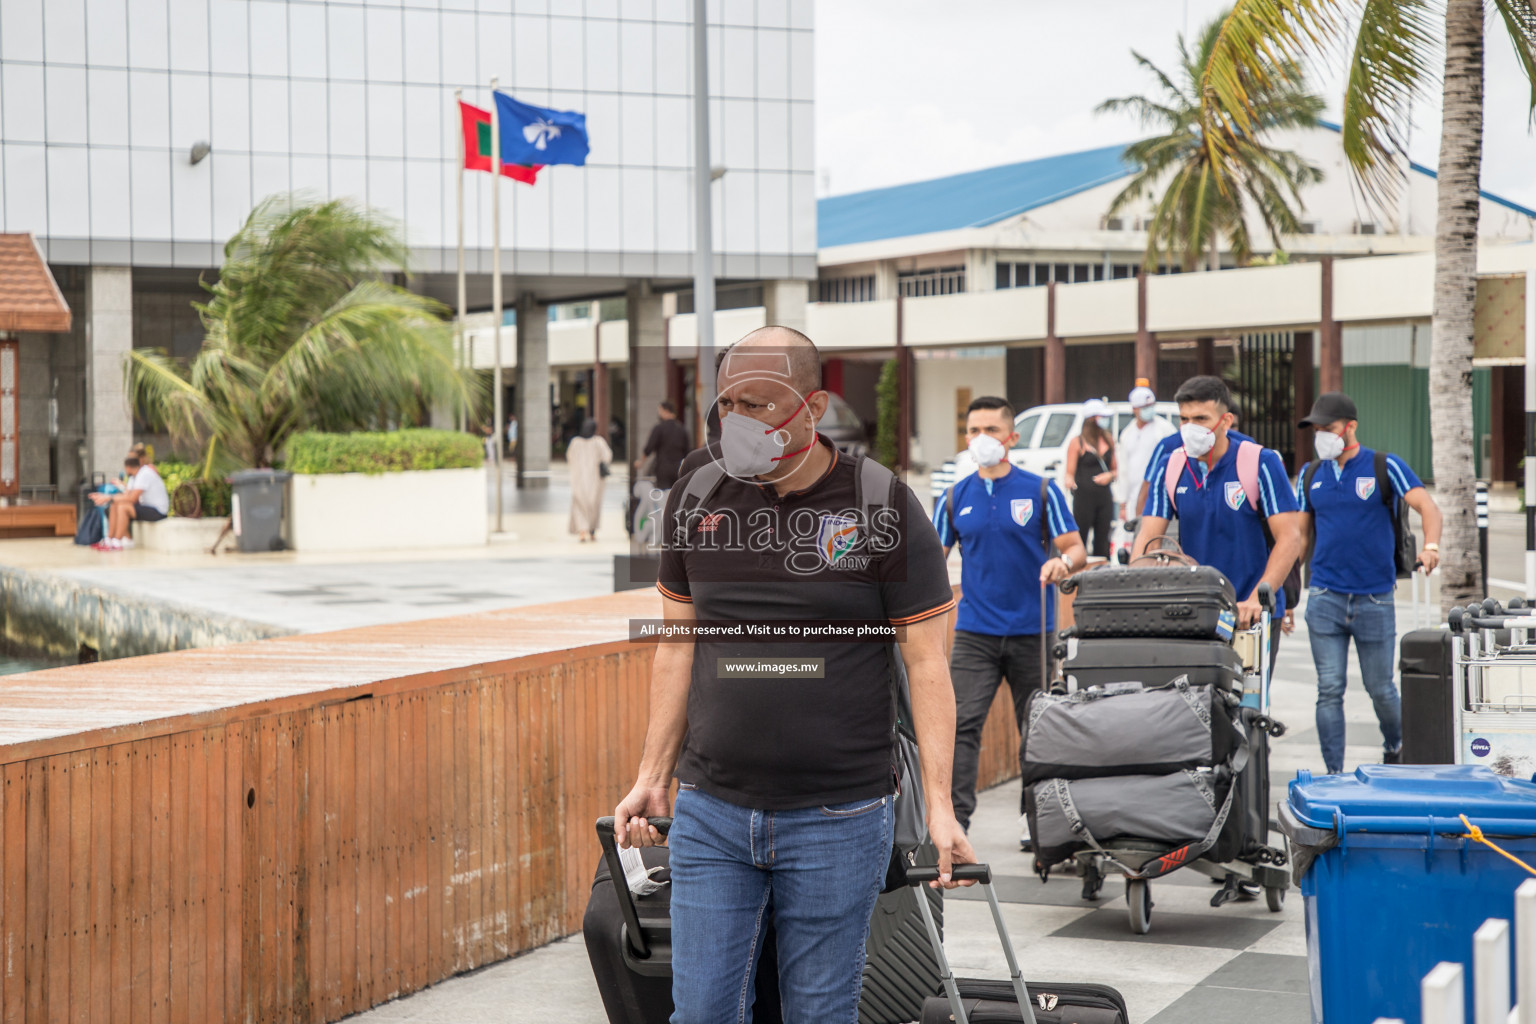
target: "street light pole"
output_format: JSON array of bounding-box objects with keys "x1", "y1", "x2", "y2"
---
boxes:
[{"x1": 692, "y1": 0, "x2": 717, "y2": 431}]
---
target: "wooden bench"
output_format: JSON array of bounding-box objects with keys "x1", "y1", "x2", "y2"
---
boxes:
[{"x1": 0, "y1": 502, "x2": 76, "y2": 538}]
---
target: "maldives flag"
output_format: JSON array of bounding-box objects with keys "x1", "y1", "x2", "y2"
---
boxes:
[{"x1": 458, "y1": 101, "x2": 541, "y2": 184}]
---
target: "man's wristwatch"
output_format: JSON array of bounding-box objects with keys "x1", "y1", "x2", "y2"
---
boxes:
[
  {"x1": 1424, "y1": 543, "x2": 1440, "y2": 552},
  {"x1": 1057, "y1": 551, "x2": 1074, "y2": 571}
]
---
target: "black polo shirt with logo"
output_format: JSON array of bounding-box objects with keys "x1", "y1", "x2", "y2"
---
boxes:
[{"x1": 656, "y1": 435, "x2": 955, "y2": 810}]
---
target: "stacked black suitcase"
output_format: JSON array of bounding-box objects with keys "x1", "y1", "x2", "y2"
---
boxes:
[{"x1": 1049, "y1": 566, "x2": 1287, "y2": 909}]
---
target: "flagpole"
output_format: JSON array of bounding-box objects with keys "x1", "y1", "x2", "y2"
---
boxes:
[
  {"x1": 692, "y1": 0, "x2": 717, "y2": 437},
  {"x1": 490, "y1": 77, "x2": 505, "y2": 535},
  {"x1": 454, "y1": 89, "x2": 467, "y2": 435}
]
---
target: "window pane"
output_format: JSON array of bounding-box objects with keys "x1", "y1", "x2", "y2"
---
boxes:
[
  {"x1": 1039, "y1": 412, "x2": 1075, "y2": 449},
  {"x1": 1073, "y1": 264, "x2": 1091, "y2": 283},
  {"x1": 1012, "y1": 413, "x2": 1041, "y2": 448},
  {"x1": 996, "y1": 262, "x2": 1012, "y2": 289},
  {"x1": 1093, "y1": 263, "x2": 1106, "y2": 281},
  {"x1": 1054, "y1": 264, "x2": 1071, "y2": 285},
  {"x1": 1111, "y1": 264, "x2": 1131, "y2": 280}
]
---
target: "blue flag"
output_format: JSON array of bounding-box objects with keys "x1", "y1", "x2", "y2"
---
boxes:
[{"x1": 494, "y1": 92, "x2": 590, "y2": 167}]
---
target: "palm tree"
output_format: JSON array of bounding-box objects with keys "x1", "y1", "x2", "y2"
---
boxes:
[
  {"x1": 130, "y1": 196, "x2": 474, "y2": 473},
  {"x1": 1195, "y1": 0, "x2": 1536, "y2": 611},
  {"x1": 1098, "y1": 13, "x2": 1326, "y2": 273}
]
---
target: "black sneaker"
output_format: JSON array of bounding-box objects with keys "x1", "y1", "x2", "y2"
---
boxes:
[{"x1": 1384, "y1": 748, "x2": 1403, "y2": 765}]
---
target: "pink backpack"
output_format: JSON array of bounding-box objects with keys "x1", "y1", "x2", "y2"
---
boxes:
[{"x1": 1164, "y1": 440, "x2": 1263, "y2": 513}]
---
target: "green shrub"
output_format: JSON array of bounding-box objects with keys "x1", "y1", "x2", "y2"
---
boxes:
[
  {"x1": 285, "y1": 428, "x2": 483, "y2": 475},
  {"x1": 156, "y1": 457, "x2": 232, "y2": 518},
  {"x1": 874, "y1": 359, "x2": 900, "y2": 470}
]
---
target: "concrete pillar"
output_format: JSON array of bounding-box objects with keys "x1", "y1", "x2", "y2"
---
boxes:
[
  {"x1": 15, "y1": 334, "x2": 51, "y2": 491},
  {"x1": 514, "y1": 293, "x2": 551, "y2": 489},
  {"x1": 762, "y1": 279, "x2": 809, "y2": 335},
  {"x1": 627, "y1": 284, "x2": 667, "y2": 467},
  {"x1": 1044, "y1": 282, "x2": 1065, "y2": 404},
  {"x1": 1196, "y1": 337, "x2": 1215, "y2": 377},
  {"x1": 85, "y1": 266, "x2": 133, "y2": 478},
  {"x1": 1319, "y1": 256, "x2": 1343, "y2": 394},
  {"x1": 1293, "y1": 329, "x2": 1315, "y2": 473},
  {"x1": 1135, "y1": 272, "x2": 1158, "y2": 391}
]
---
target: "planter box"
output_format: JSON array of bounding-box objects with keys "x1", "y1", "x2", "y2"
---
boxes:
[
  {"x1": 286, "y1": 466, "x2": 487, "y2": 552},
  {"x1": 135, "y1": 516, "x2": 229, "y2": 554}
]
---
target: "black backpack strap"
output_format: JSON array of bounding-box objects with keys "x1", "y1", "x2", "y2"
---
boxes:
[
  {"x1": 675, "y1": 461, "x2": 727, "y2": 513},
  {"x1": 856, "y1": 454, "x2": 898, "y2": 531},
  {"x1": 1302, "y1": 459, "x2": 1321, "y2": 503},
  {"x1": 1375, "y1": 450, "x2": 1393, "y2": 509}
]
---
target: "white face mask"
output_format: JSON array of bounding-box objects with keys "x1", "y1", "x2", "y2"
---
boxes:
[
  {"x1": 1094, "y1": 416, "x2": 1110, "y2": 430},
  {"x1": 1314, "y1": 430, "x2": 1347, "y2": 461},
  {"x1": 968, "y1": 433, "x2": 1007, "y2": 468},
  {"x1": 1181, "y1": 422, "x2": 1217, "y2": 459},
  {"x1": 719, "y1": 394, "x2": 812, "y2": 477},
  {"x1": 1137, "y1": 407, "x2": 1157, "y2": 423}
]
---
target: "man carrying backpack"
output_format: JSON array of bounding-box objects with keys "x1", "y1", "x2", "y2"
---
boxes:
[
  {"x1": 1294, "y1": 392, "x2": 1442, "y2": 774},
  {"x1": 932, "y1": 395, "x2": 1086, "y2": 836},
  {"x1": 1132, "y1": 376, "x2": 1304, "y2": 638}
]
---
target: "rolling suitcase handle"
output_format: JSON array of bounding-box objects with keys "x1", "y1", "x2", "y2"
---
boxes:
[
  {"x1": 906, "y1": 865, "x2": 1038, "y2": 1024},
  {"x1": 1256, "y1": 583, "x2": 1272, "y2": 713},
  {"x1": 595, "y1": 815, "x2": 673, "y2": 961}
]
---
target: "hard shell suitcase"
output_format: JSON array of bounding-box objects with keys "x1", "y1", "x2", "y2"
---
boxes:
[
  {"x1": 906, "y1": 865, "x2": 1128, "y2": 1024},
  {"x1": 1064, "y1": 566, "x2": 1237, "y2": 641},
  {"x1": 586, "y1": 817, "x2": 943, "y2": 1024},
  {"x1": 1400, "y1": 628, "x2": 1455, "y2": 764},
  {"x1": 1209, "y1": 708, "x2": 1271, "y2": 864},
  {"x1": 1061, "y1": 638, "x2": 1243, "y2": 691}
]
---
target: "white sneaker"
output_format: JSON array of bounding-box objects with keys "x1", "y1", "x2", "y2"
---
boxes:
[
  {"x1": 1019, "y1": 814, "x2": 1033, "y2": 853},
  {"x1": 119, "y1": 538, "x2": 134, "y2": 549}
]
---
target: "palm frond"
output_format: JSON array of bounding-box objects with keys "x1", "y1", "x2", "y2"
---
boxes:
[
  {"x1": 1492, "y1": 0, "x2": 1536, "y2": 124},
  {"x1": 1341, "y1": 0, "x2": 1438, "y2": 211}
]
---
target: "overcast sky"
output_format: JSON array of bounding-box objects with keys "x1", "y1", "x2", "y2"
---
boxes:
[{"x1": 814, "y1": 0, "x2": 1536, "y2": 212}]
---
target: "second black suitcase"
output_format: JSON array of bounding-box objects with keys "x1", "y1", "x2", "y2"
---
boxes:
[
  {"x1": 1400, "y1": 628, "x2": 1455, "y2": 764},
  {"x1": 1062, "y1": 638, "x2": 1243, "y2": 690},
  {"x1": 1065, "y1": 566, "x2": 1238, "y2": 640}
]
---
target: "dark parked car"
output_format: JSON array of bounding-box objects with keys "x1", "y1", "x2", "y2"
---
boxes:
[{"x1": 819, "y1": 392, "x2": 869, "y2": 457}]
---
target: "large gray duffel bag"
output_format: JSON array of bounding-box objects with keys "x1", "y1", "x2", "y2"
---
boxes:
[
  {"x1": 1020, "y1": 674, "x2": 1243, "y2": 784},
  {"x1": 1026, "y1": 769, "x2": 1234, "y2": 872}
]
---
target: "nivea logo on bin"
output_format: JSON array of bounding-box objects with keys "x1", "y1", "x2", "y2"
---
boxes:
[{"x1": 1471, "y1": 737, "x2": 1492, "y2": 757}]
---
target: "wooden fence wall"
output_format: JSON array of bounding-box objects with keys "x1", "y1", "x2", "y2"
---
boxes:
[{"x1": 0, "y1": 605, "x2": 1022, "y2": 1024}]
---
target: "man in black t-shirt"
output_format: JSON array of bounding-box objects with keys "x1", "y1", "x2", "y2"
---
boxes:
[
  {"x1": 637, "y1": 400, "x2": 690, "y2": 490},
  {"x1": 615, "y1": 327, "x2": 975, "y2": 1022}
]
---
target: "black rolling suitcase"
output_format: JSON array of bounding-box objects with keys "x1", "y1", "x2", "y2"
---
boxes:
[
  {"x1": 585, "y1": 817, "x2": 942, "y2": 1024},
  {"x1": 1400, "y1": 628, "x2": 1456, "y2": 764},
  {"x1": 907, "y1": 865, "x2": 1128, "y2": 1024},
  {"x1": 1061, "y1": 638, "x2": 1243, "y2": 690},
  {"x1": 1063, "y1": 566, "x2": 1238, "y2": 641}
]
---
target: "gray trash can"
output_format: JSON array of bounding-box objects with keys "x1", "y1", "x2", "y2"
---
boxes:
[{"x1": 226, "y1": 469, "x2": 292, "y2": 552}]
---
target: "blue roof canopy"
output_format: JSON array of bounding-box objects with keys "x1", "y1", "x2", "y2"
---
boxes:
[{"x1": 816, "y1": 143, "x2": 1133, "y2": 248}]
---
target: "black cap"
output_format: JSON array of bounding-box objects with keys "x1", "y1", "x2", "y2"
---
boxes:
[{"x1": 1298, "y1": 392, "x2": 1359, "y2": 428}]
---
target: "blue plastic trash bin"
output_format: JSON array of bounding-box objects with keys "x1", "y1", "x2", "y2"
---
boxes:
[{"x1": 1282, "y1": 764, "x2": 1536, "y2": 1024}]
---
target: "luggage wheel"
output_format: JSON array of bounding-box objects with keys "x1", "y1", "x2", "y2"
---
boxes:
[
  {"x1": 1210, "y1": 874, "x2": 1260, "y2": 908},
  {"x1": 1265, "y1": 885, "x2": 1286, "y2": 912},
  {"x1": 1079, "y1": 860, "x2": 1104, "y2": 901},
  {"x1": 1254, "y1": 715, "x2": 1288, "y2": 738},
  {"x1": 1126, "y1": 878, "x2": 1152, "y2": 934}
]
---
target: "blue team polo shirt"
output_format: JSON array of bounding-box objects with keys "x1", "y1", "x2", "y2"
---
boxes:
[
  {"x1": 1142, "y1": 437, "x2": 1298, "y2": 617},
  {"x1": 932, "y1": 466, "x2": 1078, "y2": 636},
  {"x1": 1143, "y1": 428, "x2": 1255, "y2": 485},
  {"x1": 1295, "y1": 447, "x2": 1423, "y2": 595}
]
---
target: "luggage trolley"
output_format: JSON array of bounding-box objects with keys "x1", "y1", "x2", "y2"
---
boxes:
[
  {"x1": 1447, "y1": 598, "x2": 1536, "y2": 775},
  {"x1": 1053, "y1": 572, "x2": 1290, "y2": 934}
]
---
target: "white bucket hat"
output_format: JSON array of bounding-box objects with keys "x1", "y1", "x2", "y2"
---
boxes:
[{"x1": 1129, "y1": 385, "x2": 1156, "y2": 408}]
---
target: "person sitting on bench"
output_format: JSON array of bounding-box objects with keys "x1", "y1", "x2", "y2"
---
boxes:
[{"x1": 90, "y1": 453, "x2": 169, "y2": 550}]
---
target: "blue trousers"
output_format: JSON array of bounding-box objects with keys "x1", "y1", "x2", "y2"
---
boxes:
[
  {"x1": 667, "y1": 784, "x2": 893, "y2": 1024},
  {"x1": 1305, "y1": 587, "x2": 1401, "y2": 774}
]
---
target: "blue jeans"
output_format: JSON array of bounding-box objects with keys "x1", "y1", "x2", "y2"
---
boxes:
[
  {"x1": 1305, "y1": 587, "x2": 1401, "y2": 773},
  {"x1": 668, "y1": 784, "x2": 894, "y2": 1024}
]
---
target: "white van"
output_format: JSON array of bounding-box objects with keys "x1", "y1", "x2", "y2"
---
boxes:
[
  {"x1": 929, "y1": 399, "x2": 1180, "y2": 504},
  {"x1": 1007, "y1": 400, "x2": 1180, "y2": 478}
]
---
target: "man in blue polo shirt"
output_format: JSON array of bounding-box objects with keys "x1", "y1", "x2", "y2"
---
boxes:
[
  {"x1": 932, "y1": 395, "x2": 1086, "y2": 832},
  {"x1": 1295, "y1": 392, "x2": 1442, "y2": 774},
  {"x1": 1133, "y1": 376, "x2": 1303, "y2": 630}
]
